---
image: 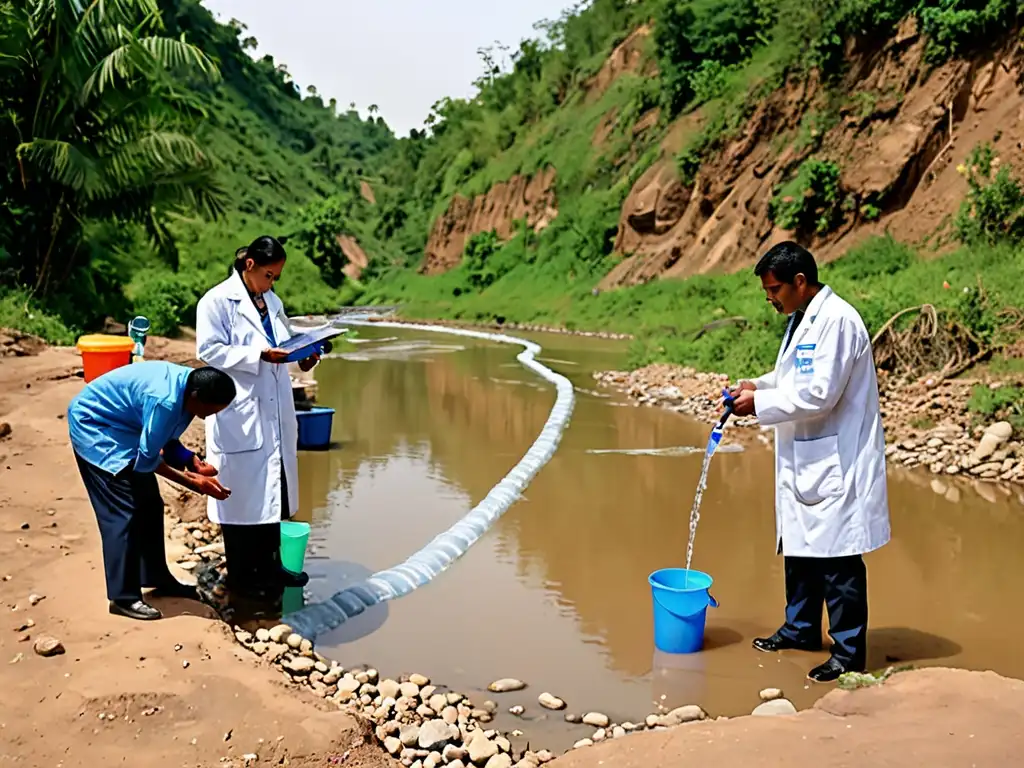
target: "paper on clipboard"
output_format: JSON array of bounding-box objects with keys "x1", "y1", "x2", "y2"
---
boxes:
[{"x1": 279, "y1": 324, "x2": 348, "y2": 356}]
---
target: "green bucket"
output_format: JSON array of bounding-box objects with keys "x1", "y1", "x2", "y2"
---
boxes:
[{"x1": 280, "y1": 520, "x2": 311, "y2": 573}]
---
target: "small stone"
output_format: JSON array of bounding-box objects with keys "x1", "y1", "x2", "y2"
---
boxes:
[
  {"x1": 234, "y1": 630, "x2": 252, "y2": 644},
  {"x1": 485, "y1": 756, "x2": 512, "y2": 768},
  {"x1": 592, "y1": 728, "x2": 606, "y2": 742},
  {"x1": 573, "y1": 739, "x2": 593, "y2": 750},
  {"x1": 255, "y1": 628, "x2": 271, "y2": 642},
  {"x1": 399, "y1": 681, "x2": 421, "y2": 699},
  {"x1": 442, "y1": 744, "x2": 468, "y2": 763},
  {"x1": 495, "y1": 736, "x2": 511, "y2": 753},
  {"x1": 299, "y1": 638, "x2": 313, "y2": 654},
  {"x1": 418, "y1": 719, "x2": 451, "y2": 751},
  {"x1": 468, "y1": 731, "x2": 499, "y2": 763},
  {"x1": 537, "y1": 693, "x2": 566, "y2": 710},
  {"x1": 581, "y1": 712, "x2": 609, "y2": 728},
  {"x1": 441, "y1": 706, "x2": 459, "y2": 725},
  {"x1": 655, "y1": 705, "x2": 706, "y2": 727},
  {"x1": 509, "y1": 705, "x2": 524, "y2": 716},
  {"x1": 759, "y1": 687, "x2": 784, "y2": 702},
  {"x1": 424, "y1": 754, "x2": 442, "y2": 768},
  {"x1": 286, "y1": 633, "x2": 303, "y2": 649},
  {"x1": 409, "y1": 673, "x2": 430, "y2": 686},
  {"x1": 449, "y1": 762, "x2": 466, "y2": 768},
  {"x1": 487, "y1": 678, "x2": 527, "y2": 693},
  {"x1": 428, "y1": 693, "x2": 447, "y2": 712},
  {"x1": 283, "y1": 657, "x2": 315, "y2": 675},
  {"x1": 28, "y1": 594, "x2": 44, "y2": 606},
  {"x1": 379, "y1": 679, "x2": 402, "y2": 700},
  {"x1": 337, "y1": 675, "x2": 362, "y2": 694},
  {"x1": 268, "y1": 624, "x2": 291, "y2": 643},
  {"x1": 752, "y1": 698, "x2": 798, "y2": 716},
  {"x1": 534, "y1": 751, "x2": 554, "y2": 763},
  {"x1": 384, "y1": 737, "x2": 402, "y2": 755},
  {"x1": 564, "y1": 713, "x2": 582, "y2": 724},
  {"x1": 32, "y1": 635, "x2": 64, "y2": 658},
  {"x1": 399, "y1": 724, "x2": 421, "y2": 748},
  {"x1": 612, "y1": 726, "x2": 626, "y2": 739},
  {"x1": 446, "y1": 692, "x2": 464, "y2": 705}
]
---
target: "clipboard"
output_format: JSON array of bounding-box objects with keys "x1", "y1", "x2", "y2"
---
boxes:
[{"x1": 280, "y1": 325, "x2": 348, "y2": 363}]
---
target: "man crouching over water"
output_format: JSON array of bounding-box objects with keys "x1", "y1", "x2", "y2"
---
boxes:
[
  {"x1": 723, "y1": 241, "x2": 891, "y2": 683},
  {"x1": 68, "y1": 362, "x2": 236, "y2": 620}
]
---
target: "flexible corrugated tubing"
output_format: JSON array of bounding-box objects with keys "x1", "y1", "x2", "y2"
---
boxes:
[{"x1": 285, "y1": 319, "x2": 576, "y2": 641}]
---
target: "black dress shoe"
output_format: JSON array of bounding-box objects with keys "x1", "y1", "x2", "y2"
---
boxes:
[
  {"x1": 753, "y1": 632, "x2": 822, "y2": 653},
  {"x1": 109, "y1": 599, "x2": 162, "y2": 620},
  {"x1": 808, "y1": 656, "x2": 859, "y2": 683}
]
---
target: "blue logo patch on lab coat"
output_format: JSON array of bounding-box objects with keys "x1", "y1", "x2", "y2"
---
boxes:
[{"x1": 794, "y1": 343, "x2": 816, "y2": 376}]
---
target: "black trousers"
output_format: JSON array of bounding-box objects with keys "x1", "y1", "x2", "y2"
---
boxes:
[
  {"x1": 220, "y1": 467, "x2": 294, "y2": 591},
  {"x1": 777, "y1": 554, "x2": 868, "y2": 667},
  {"x1": 74, "y1": 453, "x2": 177, "y2": 602}
]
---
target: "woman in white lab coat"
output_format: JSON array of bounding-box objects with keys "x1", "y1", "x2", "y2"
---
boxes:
[{"x1": 195, "y1": 236, "x2": 322, "y2": 597}]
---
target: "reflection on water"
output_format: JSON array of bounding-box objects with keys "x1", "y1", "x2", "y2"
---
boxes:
[{"x1": 294, "y1": 326, "x2": 1024, "y2": 749}]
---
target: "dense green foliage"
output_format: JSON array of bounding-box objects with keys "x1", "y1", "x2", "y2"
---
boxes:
[{"x1": 3, "y1": 0, "x2": 1024, "y2": 395}]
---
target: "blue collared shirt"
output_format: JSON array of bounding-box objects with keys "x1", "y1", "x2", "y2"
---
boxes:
[{"x1": 68, "y1": 361, "x2": 194, "y2": 475}]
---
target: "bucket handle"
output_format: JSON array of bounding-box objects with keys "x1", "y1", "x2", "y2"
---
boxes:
[{"x1": 652, "y1": 590, "x2": 720, "y2": 618}]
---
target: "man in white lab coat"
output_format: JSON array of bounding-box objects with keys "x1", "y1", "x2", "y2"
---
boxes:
[{"x1": 726, "y1": 241, "x2": 891, "y2": 683}]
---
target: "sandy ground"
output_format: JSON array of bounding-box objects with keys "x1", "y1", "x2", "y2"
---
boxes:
[
  {"x1": 0, "y1": 339, "x2": 393, "y2": 768},
  {"x1": 2, "y1": 333, "x2": 1023, "y2": 768}
]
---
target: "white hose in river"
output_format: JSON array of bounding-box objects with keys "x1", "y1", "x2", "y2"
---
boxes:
[{"x1": 285, "y1": 319, "x2": 576, "y2": 641}]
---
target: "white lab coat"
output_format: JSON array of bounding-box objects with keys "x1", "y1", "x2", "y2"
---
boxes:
[
  {"x1": 748, "y1": 286, "x2": 891, "y2": 558},
  {"x1": 195, "y1": 270, "x2": 300, "y2": 526}
]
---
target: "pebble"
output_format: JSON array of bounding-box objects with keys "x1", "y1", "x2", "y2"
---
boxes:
[
  {"x1": 655, "y1": 704, "x2": 706, "y2": 727},
  {"x1": 268, "y1": 624, "x2": 291, "y2": 643},
  {"x1": 409, "y1": 673, "x2": 430, "y2": 686},
  {"x1": 581, "y1": 712, "x2": 609, "y2": 728},
  {"x1": 286, "y1": 633, "x2": 303, "y2": 649},
  {"x1": 283, "y1": 657, "x2": 315, "y2": 675},
  {"x1": 538, "y1": 692, "x2": 566, "y2": 710},
  {"x1": 612, "y1": 726, "x2": 626, "y2": 739},
  {"x1": 573, "y1": 739, "x2": 593, "y2": 749},
  {"x1": 564, "y1": 713, "x2": 582, "y2": 724},
  {"x1": 752, "y1": 698, "x2": 798, "y2": 716},
  {"x1": 28, "y1": 633, "x2": 84, "y2": 661},
  {"x1": 28, "y1": 594, "x2": 44, "y2": 606},
  {"x1": 379, "y1": 679, "x2": 402, "y2": 700},
  {"x1": 488, "y1": 678, "x2": 527, "y2": 693},
  {"x1": 442, "y1": 744, "x2": 468, "y2": 763},
  {"x1": 485, "y1": 756, "x2": 512, "y2": 768},
  {"x1": 384, "y1": 737, "x2": 402, "y2": 755},
  {"x1": 759, "y1": 687, "x2": 784, "y2": 702},
  {"x1": 400, "y1": 681, "x2": 421, "y2": 699},
  {"x1": 467, "y1": 731, "x2": 499, "y2": 763},
  {"x1": 509, "y1": 705, "x2": 525, "y2": 716}
]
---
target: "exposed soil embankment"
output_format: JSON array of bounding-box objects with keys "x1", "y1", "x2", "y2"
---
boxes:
[
  {"x1": 422, "y1": 167, "x2": 559, "y2": 275},
  {"x1": 604, "y1": 17, "x2": 1024, "y2": 287}
]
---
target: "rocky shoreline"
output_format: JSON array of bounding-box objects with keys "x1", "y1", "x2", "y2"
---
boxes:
[
  {"x1": 164, "y1": 510, "x2": 812, "y2": 767},
  {"x1": 593, "y1": 364, "x2": 1024, "y2": 492}
]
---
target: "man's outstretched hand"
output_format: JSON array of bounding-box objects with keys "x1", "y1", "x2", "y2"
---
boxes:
[{"x1": 190, "y1": 455, "x2": 218, "y2": 477}]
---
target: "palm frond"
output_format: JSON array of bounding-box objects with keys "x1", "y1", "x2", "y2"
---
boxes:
[{"x1": 16, "y1": 138, "x2": 96, "y2": 190}]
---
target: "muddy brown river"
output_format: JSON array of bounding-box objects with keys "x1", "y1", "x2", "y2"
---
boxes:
[{"x1": 290, "y1": 325, "x2": 1024, "y2": 749}]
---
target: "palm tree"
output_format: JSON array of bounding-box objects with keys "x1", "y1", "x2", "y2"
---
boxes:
[{"x1": 0, "y1": 0, "x2": 225, "y2": 292}]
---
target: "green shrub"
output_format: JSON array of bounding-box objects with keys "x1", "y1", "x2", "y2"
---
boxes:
[
  {"x1": 954, "y1": 143, "x2": 1024, "y2": 246},
  {"x1": 967, "y1": 383, "x2": 1024, "y2": 433},
  {"x1": 769, "y1": 158, "x2": 844, "y2": 234},
  {"x1": 127, "y1": 271, "x2": 204, "y2": 337},
  {"x1": 0, "y1": 289, "x2": 77, "y2": 345}
]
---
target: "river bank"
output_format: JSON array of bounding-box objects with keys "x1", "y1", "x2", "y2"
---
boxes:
[
  {"x1": 593, "y1": 363, "x2": 1024, "y2": 494},
  {"x1": 2, "y1": 328, "x2": 1024, "y2": 767}
]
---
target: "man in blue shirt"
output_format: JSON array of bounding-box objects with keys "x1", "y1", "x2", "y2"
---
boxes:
[{"x1": 68, "y1": 361, "x2": 236, "y2": 620}]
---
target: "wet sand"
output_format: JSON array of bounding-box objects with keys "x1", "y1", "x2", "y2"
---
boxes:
[{"x1": 297, "y1": 326, "x2": 1024, "y2": 750}]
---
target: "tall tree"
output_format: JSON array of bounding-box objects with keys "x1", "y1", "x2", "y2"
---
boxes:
[{"x1": 0, "y1": 0, "x2": 226, "y2": 292}]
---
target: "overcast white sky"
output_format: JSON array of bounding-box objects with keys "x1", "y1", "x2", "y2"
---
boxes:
[{"x1": 201, "y1": 0, "x2": 578, "y2": 137}]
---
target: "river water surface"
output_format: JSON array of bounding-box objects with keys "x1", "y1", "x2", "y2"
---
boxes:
[{"x1": 289, "y1": 325, "x2": 1024, "y2": 749}]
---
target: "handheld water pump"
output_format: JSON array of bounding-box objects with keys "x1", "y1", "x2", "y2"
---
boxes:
[{"x1": 706, "y1": 387, "x2": 736, "y2": 457}]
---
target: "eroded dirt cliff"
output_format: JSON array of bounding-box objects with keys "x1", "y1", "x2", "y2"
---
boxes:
[
  {"x1": 604, "y1": 16, "x2": 1024, "y2": 287},
  {"x1": 421, "y1": 17, "x2": 1024, "y2": 288},
  {"x1": 421, "y1": 166, "x2": 559, "y2": 275}
]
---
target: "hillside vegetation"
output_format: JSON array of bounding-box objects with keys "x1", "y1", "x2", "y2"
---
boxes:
[{"x1": 2, "y1": 0, "x2": 1024, "y2": 389}]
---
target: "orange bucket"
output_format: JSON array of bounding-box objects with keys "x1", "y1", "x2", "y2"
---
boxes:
[{"x1": 76, "y1": 334, "x2": 136, "y2": 383}]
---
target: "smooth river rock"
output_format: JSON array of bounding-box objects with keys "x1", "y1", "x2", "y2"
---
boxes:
[
  {"x1": 759, "y1": 687, "x2": 784, "y2": 702},
  {"x1": 582, "y1": 712, "x2": 610, "y2": 728},
  {"x1": 655, "y1": 704, "x2": 706, "y2": 727},
  {"x1": 487, "y1": 678, "x2": 527, "y2": 693},
  {"x1": 752, "y1": 698, "x2": 798, "y2": 716},
  {"x1": 468, "y1": 732, "x2": 499, "y2": 763},
  {"x1": 538, "y1": 693, "x2": 566, "y2": 710},
  {"x1": 282, "y1": 656, "x2": 315, "y2": 675},
  {"x1": 485, "y1": 756, "x2": 512, "y2": 768},
  {"x1": 418, "y1": 719, "x2": 452, "y2": 751}
]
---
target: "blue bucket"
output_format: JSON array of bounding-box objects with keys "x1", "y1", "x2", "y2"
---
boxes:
[
  {"x1": 296, "y1": 406, "x2": 335, "y2": 450},
  {"x1": 649, "y1": 568, "x2": 719, "y2": 654}
]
